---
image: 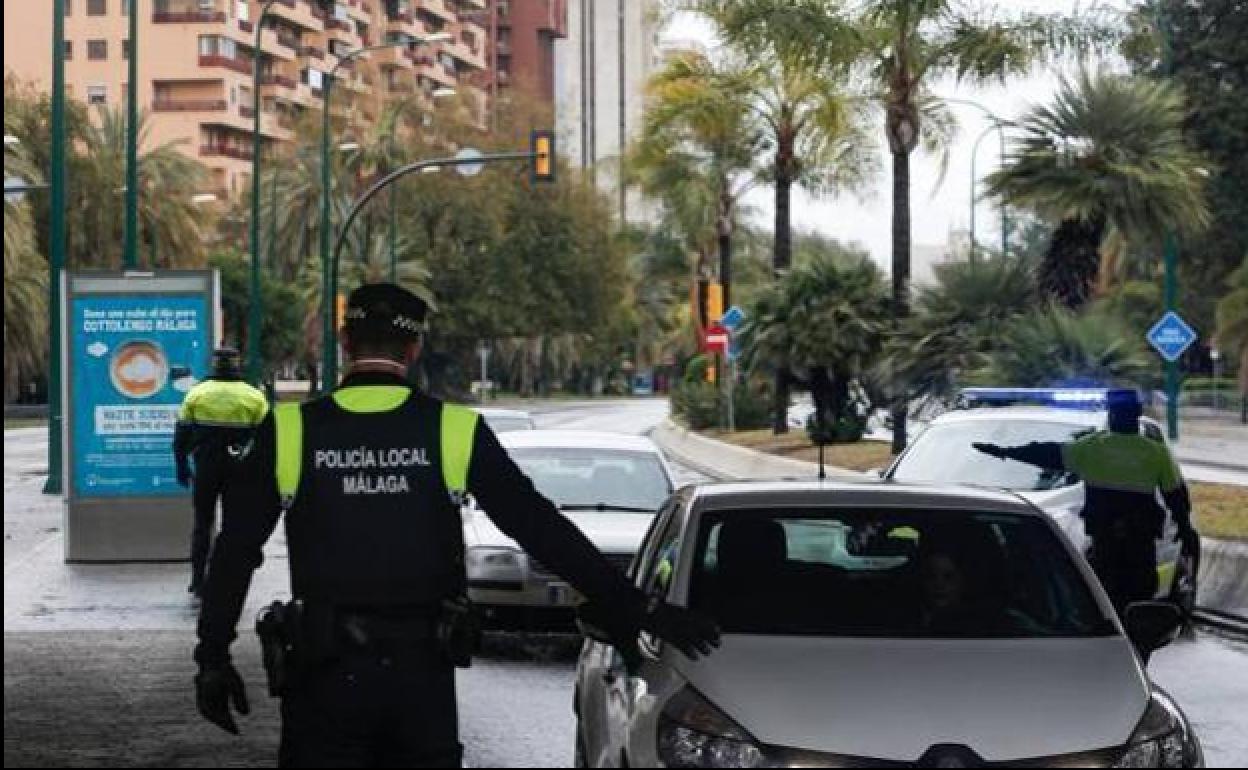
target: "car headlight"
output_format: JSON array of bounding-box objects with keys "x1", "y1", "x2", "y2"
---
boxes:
[
  {"x1": 657, "y1": 686, "x2": 763, "y2": 768},
  {"x1": 1114, "y1": 690, "x2": 1203, "y2": 768},
  {"x1": 465, "y1": 546, "x2": 524, "y2": 580}
]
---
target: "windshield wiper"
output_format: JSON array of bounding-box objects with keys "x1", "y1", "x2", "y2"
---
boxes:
[{"x1": 558, "y1": 503, "x2": 654, "y2": 513}]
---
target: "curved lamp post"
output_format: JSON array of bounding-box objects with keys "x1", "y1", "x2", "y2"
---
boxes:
[
  {"x1": 384, "y1": 86, "x2": 456, "y2": 282},
  {"x1": 944, "y1": 97, "x2": 1010, "y2": 261},
  {"x1": 318, "y1": 33, "x2": 451, "y2": 392}
]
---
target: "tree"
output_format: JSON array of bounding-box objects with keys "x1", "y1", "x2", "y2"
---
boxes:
[
  {"x1": 888, "y1": 256, "x2": 1037, "y2": 404},
  {"x1": 1215, "y1": 256, "x2": 1248, "y2": 416},
  {"x1": 1123, "y1": 0, "x2": 1248, "y2": 338},
  {"x1": 980, "y1": 305, "x2": 1153, "y2": 389},
  {"x1": 738, "y1": 249, "x2": 890, "y2": 437},
  {"x1": 208, "y1": 250, "x2": 307, "y2": 379},
  {"x1": 3, "y1": 107, "x2": 48, "y2": 402},
  {"x1": 709, "y1": 0, "x2": 1116, "y2": 449},
  {"x1": 985, "y1": 70, "x2": 1209, "y2": 308}
]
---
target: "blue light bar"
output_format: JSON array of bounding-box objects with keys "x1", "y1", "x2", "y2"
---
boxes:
[{"x1": 957, "y1": 387, "x2": 1110, "y2": 410}]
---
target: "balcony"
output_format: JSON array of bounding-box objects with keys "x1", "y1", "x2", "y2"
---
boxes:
[
  {"x1": 301, "y1": 44, "x2": 325, "y2": 59},
  {"x1": 269, "y1": 0, "x2": 325, "y2": 31},
  {"x1": 239, "y1": 105, "x2": 256, "y2": 119},
  {"x1": 199, "y1": 54, "x2": 253, "y2": 75},
  {"x1": 260, "y1": 73, "x2": 299, "y2": 91},
  {"x1": 415, "y1": 0, "x2": 457, "y2": 24},
  {"x1": 200, "y1": 144, "x2": 254, "y2": 161},
  {"x1": 154, "y1": 10, "x2": 227, "y2": 23},
  {"x1": 153, "y1": 98, "x2": 228, "y2": 112}
]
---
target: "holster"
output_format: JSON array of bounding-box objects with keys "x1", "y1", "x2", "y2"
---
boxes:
[
  {"x1": 255, "y1": 600, "x2": 293, "y2": 697},
  {"x1": 255, "y1": 599, "x2": 339, "y2": 697},
  {"x1": 437, "y1": 596, "x2": 481, "y2": 669}
]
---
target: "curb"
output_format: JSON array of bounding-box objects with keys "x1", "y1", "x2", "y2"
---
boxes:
[{"x1": 653, "y1": 418, "x2": 1247, "y2": 617}]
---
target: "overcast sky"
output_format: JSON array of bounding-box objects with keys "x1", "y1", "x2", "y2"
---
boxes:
[{"x1": 659, "y1": 0, "x2": 1135, "y2": 270}]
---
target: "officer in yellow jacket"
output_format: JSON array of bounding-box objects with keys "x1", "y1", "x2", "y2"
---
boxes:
[
  {"x1": 975, "y1": 389, "x2": 1197, "y2": 614},
  {"x1": 174, "y1": 347, "x2": 268, "y2": 596}
]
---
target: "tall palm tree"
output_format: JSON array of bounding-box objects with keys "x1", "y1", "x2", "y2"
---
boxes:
[
  {"x1": 986, "y1": 70, "x2": 1210, "y2": 308},
  {"x1": 630, "y1": 50, "x2": 764, "y2": 312},
  {"x1": 708, "y1": 0, "x2": 1115, "y2": 448}
]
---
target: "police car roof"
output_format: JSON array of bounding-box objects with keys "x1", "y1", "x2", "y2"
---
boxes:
[
  {"x1": 498, "y1": 429, "x2": 663, "y2": 454},
  {"x1": 684, "y1": 479, "x2": 1040, "y2": 517},
  {"x1": 934, "y1": 405, "x2": 1107, "y2": 429}
]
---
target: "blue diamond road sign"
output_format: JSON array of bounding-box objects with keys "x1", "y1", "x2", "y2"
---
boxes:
[
  {"x1": 720, "y1": 305, "x2": 745, "y2": 330},
  {"x1": 1147, "y1": 311, "x2": 1198, "y2": 363}
]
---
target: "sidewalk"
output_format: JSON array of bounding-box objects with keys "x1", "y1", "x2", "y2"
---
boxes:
[{"x1": 1174, "y1": 418, "x2": 1248, "y2": 473}]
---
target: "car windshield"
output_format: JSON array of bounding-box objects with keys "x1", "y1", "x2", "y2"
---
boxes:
[
  {"x1": 688, "y1": 508, "x2": 1114, "y2": 639},
  {"x1": 485, "y1": 416, "x2": 535, "y2": 433},
  {"x1": 891, "y1": 420, "x2": 1092, "y2": 491},
  {"x1": 509, "y1": 448, "x2": 671, "y2": 512}
]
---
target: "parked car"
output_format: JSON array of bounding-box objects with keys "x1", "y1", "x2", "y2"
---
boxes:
[
  {"x1": 574, "y1": 479, "x2": 1202, "y2": 768},
  {"x1": 464, "y1": 430, "x2": 676, "y2": 629},
  {"x1": 475, "y1": 407, "x2": 537, "y2": 433}
]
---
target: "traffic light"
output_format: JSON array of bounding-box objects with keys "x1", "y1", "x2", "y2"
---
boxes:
[{"x1": 530, "y1": 129, "x2": 555, "y2": 183}]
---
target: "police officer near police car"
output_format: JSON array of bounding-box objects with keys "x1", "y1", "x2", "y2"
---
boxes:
[
  {"x1": 974, "y1": 389, "x2": 1198, "y2": 615},
  {"x1": 193, "y1": 283, "x2": 720, "y2": 767},
  {"x1": 174, "y1": 347, "x2": 269, "y2": 596}
]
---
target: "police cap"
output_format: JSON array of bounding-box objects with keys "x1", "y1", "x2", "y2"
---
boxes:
[
  {"x1": 212, "y1": 347, "x2": 242, "y2": 374},
  {"x1": 1106, "y1": 388, "x2": 1143, "y2": 416},
  {"x1": 344, "y1": 283, "x2": 429, "y2": 341}
]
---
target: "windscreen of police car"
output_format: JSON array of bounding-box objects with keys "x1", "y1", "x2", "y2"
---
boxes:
[
  {"x1": 890, "y1": 420, "x2": 1091, "y2": 490},
  {"x1": 688, "y1": 509, "x2": 1114, "y2": 638},
  {"x1": 509, "y1": 448, "x2": 672, "y2": 511}
]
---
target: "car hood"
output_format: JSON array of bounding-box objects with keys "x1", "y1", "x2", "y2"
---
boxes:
[
  {"x1": 464, "y1": 509, "x2": 653, "y2": 555},
  {"x1": 673, "y1": 634, "x2": 1146, "y2": 762}
]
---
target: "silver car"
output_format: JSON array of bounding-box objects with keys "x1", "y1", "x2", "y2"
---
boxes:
[
  {"x1": 464, "y1": 429, "x2": 676, "y2": 629},
  {"x1": 574, "y1": 480, "x2": 1202, "y2": 768}
]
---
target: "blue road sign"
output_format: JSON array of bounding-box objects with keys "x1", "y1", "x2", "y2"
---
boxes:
[
  {"x1": 720, "y1": 305, "x2": 745, "y2": 330},
  {"x1": 1147, "y1": 311, "x2": 1198, "y2": 363}
]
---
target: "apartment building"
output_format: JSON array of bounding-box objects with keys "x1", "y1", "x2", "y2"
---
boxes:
[{"x1": 4, "y1": 0, "x2": 489, "y2": 200}]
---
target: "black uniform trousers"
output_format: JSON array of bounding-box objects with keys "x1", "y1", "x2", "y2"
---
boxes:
[
  {"x1": 279, "y1": 639, "x2": 461, "y2": 768},
  {"x1": 189, "y1": 449, "x2": 228, "y2": 588},
  {"x1": 1089, "y1": 534, "x2": 1159, "y2": 616}
]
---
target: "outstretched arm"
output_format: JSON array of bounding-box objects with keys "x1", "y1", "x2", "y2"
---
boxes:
[{"x1": 973, "y1": 441, "x2": 1067, "y2": 471}]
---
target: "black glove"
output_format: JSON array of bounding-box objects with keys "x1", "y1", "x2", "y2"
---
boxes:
[
  {"x1": 1175, "y1": 526, "x2": 1199, "y2": 550},
  {"x1": 642, "y1": 600, "x2": 721, "y2": 660},
  {"x1": 972, "y1": 442, "x2": 1005, "y2": 460},
  {"x1": 177, "y1": 464, "x2": 193, "y2": 488},
  {"x1": 195, "y1": 663, "x2": 249, "y2": 735}
]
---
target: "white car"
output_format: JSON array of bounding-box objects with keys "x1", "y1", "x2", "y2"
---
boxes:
[
  {"x1": 884, "y1": 394, "x2": 1197, "y2": 613},
  {"x1": 475, "y1": 407, "x2": 537, "y2": 433},
  {"x1": 574, "y1": 480, "x2": 1203, "y2": 768},
  {"x1": 464, "y1": 430, "x2": 676, "y2": 629}
]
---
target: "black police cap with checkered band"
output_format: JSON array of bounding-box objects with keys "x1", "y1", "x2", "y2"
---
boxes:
[{"x1": 344, "y1": 283, "x2": 429, "y2": 341}]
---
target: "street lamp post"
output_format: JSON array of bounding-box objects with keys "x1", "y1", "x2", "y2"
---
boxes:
[
  {"x1": 44, "y1": 0, "x2": 68, "y2": 495},
  {"x1": 246, "y1": 0, "x2": 283, "y2": 386},
  {"x1": 945, "y1": 97, "x2": 1010, "y2": 260},
  {"x1": 385, "y1": 87, "x2": 455, "y2": 282},
  {"x1": 1156, "y1": 1, "x2": 1182, "y2": 441},
  {"x1": 122, "y1": 0, "x2": 139, "y2": 270},
  {"x1": 319, "y1": 35, "x2": 450, "y2": 392}
]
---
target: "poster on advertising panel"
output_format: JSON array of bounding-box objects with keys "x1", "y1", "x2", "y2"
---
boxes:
[{"x1": 64, "y1": 271, "x2": 219, "y2": 561}]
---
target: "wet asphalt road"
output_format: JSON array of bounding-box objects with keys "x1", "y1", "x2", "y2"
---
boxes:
[{"x1": 5, "y1": 400, "x2": 1247, "y2": 767}]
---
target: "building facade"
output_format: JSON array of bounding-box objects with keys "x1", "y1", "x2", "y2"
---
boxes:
[
  {"x1": 552, "y1": 0, "x2": 658, "y2": 224},
  {"x1": 4, "y1": 0, "x2": 490, "y2": 201}
]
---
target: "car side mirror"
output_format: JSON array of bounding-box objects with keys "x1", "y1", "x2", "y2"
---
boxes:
[{"x1": 1124, "y1": 601, "x2": 1183, "y2": 664}]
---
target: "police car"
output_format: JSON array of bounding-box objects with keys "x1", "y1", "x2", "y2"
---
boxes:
[
  {"x1": 463, "y1": 430, "x2": 676, "y2": 629},
  {"x1": 574, "y1": 480, "x2": 1203, "y2": 767},
  {"x1": 884, "y1": 388, "x2": 1198, "y2": 615}
]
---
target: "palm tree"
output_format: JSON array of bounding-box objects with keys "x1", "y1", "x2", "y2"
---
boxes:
[
  {"x1": 3, "y1": 114, "x2": 48, "y2": 401},
  {"x1": 1215, "y1": 256, "x2": 1248, "y2": 420},
  {"x1": 708, "y1": 0, "x2": 1116, "y2": 448},
  {"x1": 738, "y1": 251, "x2": 890, "y2": 436},
  {"x1": 70, "y1": 105, "x2": 209, "y2": 269},
  {"x1": 979, "y1": 305, "x2": 1152, "y2": 389},
  {"x1": 887, "y1": 255, "x2": 1037, "y2": 405},
  {"x1": 630, "y1": 50, "x2": 764, "y2": 313},
  {"x1": 986, "y1": 70, "x2": 1210, "y2": 308}
]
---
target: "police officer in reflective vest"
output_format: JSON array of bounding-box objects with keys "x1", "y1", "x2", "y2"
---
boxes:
[
  {"x1": 974, "y1": 389, "x2": 1197, "y2": 613},
  {"x1": 174, "y1": 347, "x2": 269, "y2": 596},
  {"x1": 193, "y1": 283, "x2": 720, "y2": 767}
]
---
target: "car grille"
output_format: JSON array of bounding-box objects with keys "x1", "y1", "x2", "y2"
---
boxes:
[{"x1": 530, "y1": 552, "x2": 634, "y2": 581}]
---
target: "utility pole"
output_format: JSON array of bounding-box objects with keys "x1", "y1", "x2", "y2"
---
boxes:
[
  {"x1": 1157, "y1": 1, "x2": 1181, "y2": 441},
  {"x1": 122, "y1": 0, "x2": 140, "y2": 269},
  {"x1": 44, "y1": 0, "x2": 68, "y2": 495}
]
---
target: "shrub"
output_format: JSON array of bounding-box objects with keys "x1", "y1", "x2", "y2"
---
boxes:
[{"x1": 671, "y1": 381, "x2": 721, "y2": 430}]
